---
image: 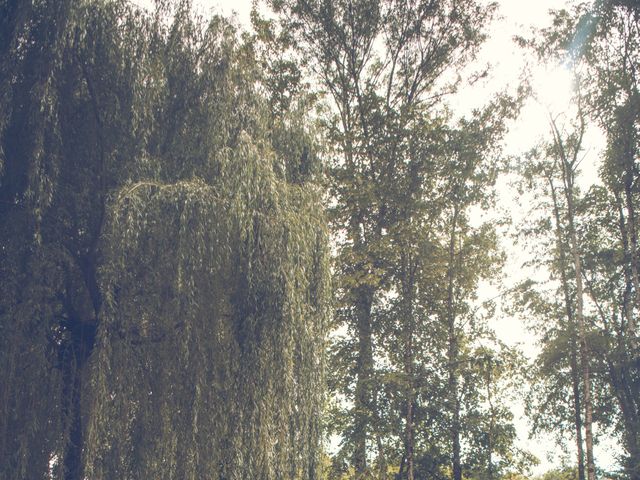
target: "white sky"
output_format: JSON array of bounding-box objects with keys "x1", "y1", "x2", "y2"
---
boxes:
[{"x1": 132, "y1": 0, "x2": 616, "y2": 475}]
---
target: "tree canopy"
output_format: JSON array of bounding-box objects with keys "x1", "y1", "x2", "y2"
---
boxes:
[
  {"x1": 0, "y1": 2, "x2": 329, "y2": 478},
  {"x1": 0, "y1": 0, "x2": 639, "y2": 480}
]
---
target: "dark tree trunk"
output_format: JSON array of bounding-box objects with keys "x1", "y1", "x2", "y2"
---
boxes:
[
  {"x1": 353, "y1": 286, "x2": 374, "y2": 474},
  {"x1": 60, "y1": 315, "x2": 96, "y2": 480}
]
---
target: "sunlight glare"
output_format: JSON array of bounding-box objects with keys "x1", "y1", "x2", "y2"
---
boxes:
[{"x1": 534, "y1": 64, "x2": 575, "y2": 114}]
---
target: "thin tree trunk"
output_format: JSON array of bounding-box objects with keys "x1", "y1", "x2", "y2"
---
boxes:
[
  {"x1": 402, "y1": 253, "x2": 416, "y2": 480},
  {"x1": 568, "y1": 194, "x2": 596, "y2": 480},
  {"x1": 615, "y1": 191, "x2": 639, "y2": 352},
  {"x1": 405, "y1": 394, "x2": 414, "y2": 480},
  {"x1": 559, "y1": 150, "x2": 596, "y2": 480},
  {"x1": 397, "y1": 453, "x2": 406, "y2": 480},
  {"x1": 571, "y1": 348, "x2": 587, "y2": 480},
  {"x1": 549, "y1": 115, "x2": 596, "y2": 480},
  {"x1": 548, "y1": 175, "x2": 586, "y2": 480},
  {"x1": 486, "y1": 361, "x2": 494, "y2": 480},
  {"x1": 446, "y1": 205, "x2": 462, "y2": 480},
  {"x1": 449, "y1": 333, "x2": 462, "y2": 480},
  {"x1": 376, "y1": 433, "x2": 387, "y2": 480}
]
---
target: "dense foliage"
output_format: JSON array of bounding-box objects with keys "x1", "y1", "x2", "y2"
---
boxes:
[
  {"x1": 0, "y1": 0, "x2": 638, "y2": 480},
  {"x1": 263, "y1": 1, "x2": 529, "y2": 479},
  {"x1": 0, "y1": 1, "x2": 329, "y2": 479}
]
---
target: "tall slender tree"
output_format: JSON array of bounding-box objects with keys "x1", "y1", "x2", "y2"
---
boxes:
[
  {"x1": 549, "y1": 113, "x2": 596, "y2": 480},
  {"x1": 534, "y1": 2, "x2": 639, "y2": 474},
  {"x1": 267, "y1": 1, "x2": 498, "y2": 477},
  {"x1": 514, "y1": 109, "x2": 598, "y2": 480}
]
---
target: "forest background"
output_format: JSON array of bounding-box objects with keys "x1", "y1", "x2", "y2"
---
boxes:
[
  {"x1": 184, "y1": 0, "x2": 611, "y2": 469},
  {"x1": 0, "y1": 0, "x2": 638, "y2": 479}
]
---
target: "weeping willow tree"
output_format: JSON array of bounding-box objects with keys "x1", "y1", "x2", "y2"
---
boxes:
[{"x1": 0, "y1": 1, "x2": 330, "y2": 479}]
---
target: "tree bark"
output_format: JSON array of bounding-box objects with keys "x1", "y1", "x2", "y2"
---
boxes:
[
  {"x1": 401, "y1": 251, "x2": 416, "y2": 480},
  {"x1": 486, "y1": 361, "x2": 495, "y2": 480},
  {"x1": 553, "y1": 119, "x2": 596, "y2": 480},
  {"x1": 623, "y1": 175, "x2": 640, "y2": 333},
  {"x1": 615, "y1": 191, "x2": 639, "y2": 352},
  {"x1": 446, "y1": 205, "x2": 462, "y2": 480},
  {"x1": 547, "y1": 174, "x2": 586, "y2": 480},
  {"x1": 571, "y1": 348, "x2": 587, "y2": 480},
  {"x1": 353, "y1": 285, "x2": 375, "y2": 474},
  {"x1": 567, "y1": 181, "x2": 596, "y2": 480}
]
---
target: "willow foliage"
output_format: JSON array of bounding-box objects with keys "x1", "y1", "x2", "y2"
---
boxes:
[
  {"x1": 0, "y1": 1, "x2": 329, "y2": 479},
  {"x1": 87, "y1": 136, "x2": 329, "y2": 479}
]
